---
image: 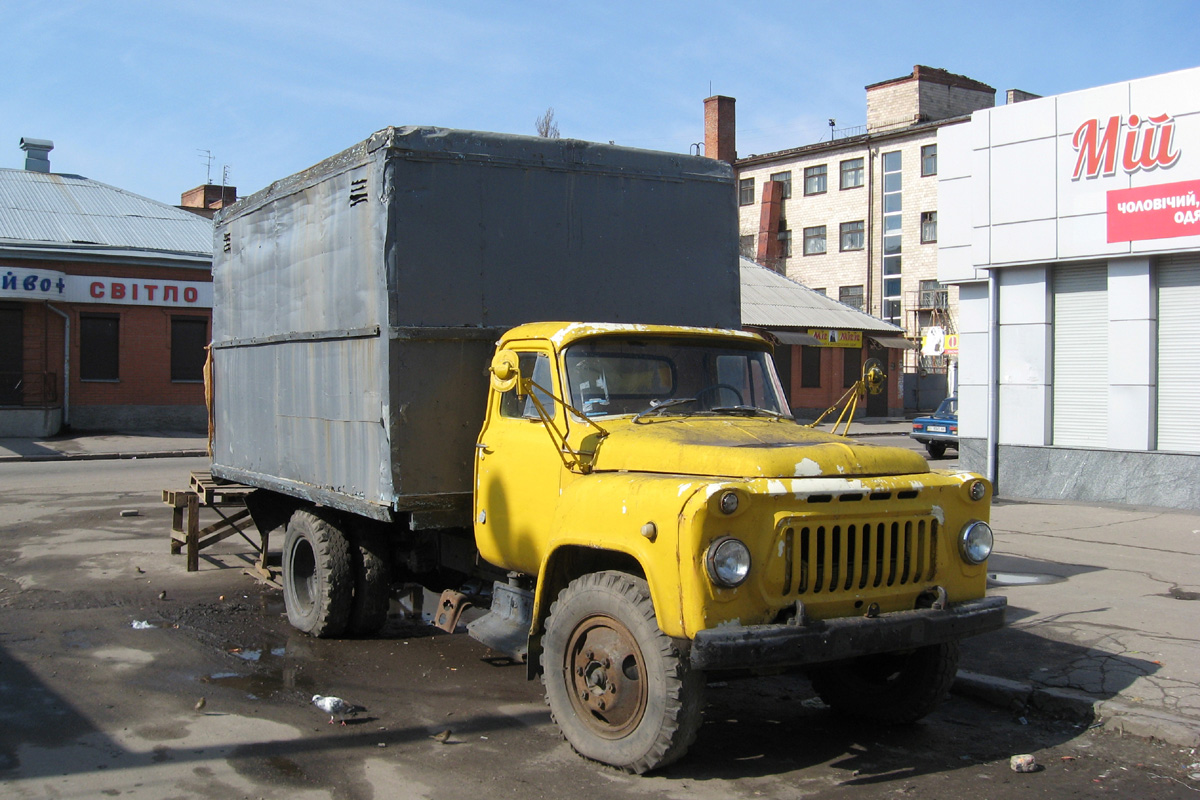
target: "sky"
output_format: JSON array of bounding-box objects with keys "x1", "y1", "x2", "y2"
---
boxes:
[{"x1": 2, "y1": 0, "x2": 1198, "y2": 206}]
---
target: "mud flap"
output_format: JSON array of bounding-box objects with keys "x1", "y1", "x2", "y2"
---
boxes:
[{"x1": 467, "y1": 581, "x2": 534, "y2": 662}]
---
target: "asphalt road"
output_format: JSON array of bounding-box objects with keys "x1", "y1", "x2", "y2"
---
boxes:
[{"x1": 1, "y1": 456, "x2": 1197, "y2": 798}]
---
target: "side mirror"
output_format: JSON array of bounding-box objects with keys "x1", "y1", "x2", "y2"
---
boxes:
[{"x1": 490, "y1": 349, "x2": 521, "y2": 393}]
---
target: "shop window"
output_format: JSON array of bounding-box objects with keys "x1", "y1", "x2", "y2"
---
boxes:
[
  {"x1": 80, "y1": 314, "x2": 119, "y2": 381},
  {"x1": 800, "y1": 346, "x2": 821, "y2": 388},
  {"x1": 738, "y1": 177, "x2": 755, "y2": 206},
  {"x1": 804, "y1": 165, "x2": 827, "y2": 195},
  {"x1": 171, "y1": 316, "x2": 209, "y2": 382}
]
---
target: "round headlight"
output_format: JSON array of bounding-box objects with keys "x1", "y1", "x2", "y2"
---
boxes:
[
  {"x1": 968, "y1": 480, "x2": 988, "y2": 502},
  {"x1": 706, "y1": 537, "x2": 751, "y2": 587},
  {"x1": 718, "y1": 491, "x2": 739, "y2": 515},
  {"x1": 959, "y1": 520, "x2": 994, "y2": 564}
]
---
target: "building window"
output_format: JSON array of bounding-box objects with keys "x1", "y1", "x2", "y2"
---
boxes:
[
  {"x1": 840, "y1": 220, "x2": 865, "y2": 251},
  {"x1": 919, "y1": 280, "x2": 947, "y2": 309},
  {"x1": 803, "y1": 165, "x2": 827, "y2": 195},
  {"x1": 840, "y1": 157, "x2": 864, "y2": 189},
  {"x1": 778, "y1": 225, "x2": 792, "y2": 258},
  {"x1": 739, "y1": 234, "x2": 755, "y2": 259},
  {"x1": 171, "y1": 316, "x2": 209, "y2": 382},
  {"x1": 839, "y1": 285, "x2": 864, "y2": 311},
  {"x1": 800, "y1": 346, "x2": 821, "y2": 388},
  {"x1": 803, "y1": 225, "x2": 826, "y2": 255},
  {"x1": 80, "y1": 314, "x2": 119, "y2": 381},
  {"x1": 881, "y1": 151, "x2": 903, "y2": 326},
  {"x1": 921, "y1": 144, "x2": 937, "y2": 176},
  {"x1": 738, "y1": 177, "x2": 755, "y2": 206},
  {"x1": 921, "y1": 211, "x2": 937, "y2": 243},
  {"x1": 812, "y1": 288, "x2": 826, "y2": 296},
  {"x1": 770, "y1": 171, "x2": 792, "y2": 199}
]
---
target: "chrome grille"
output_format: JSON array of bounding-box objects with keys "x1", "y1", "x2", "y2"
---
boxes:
[{"x1": 779, "y1": 517, "x2": 938, "y2": 596}]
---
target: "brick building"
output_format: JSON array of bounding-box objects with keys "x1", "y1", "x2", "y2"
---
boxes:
[
  {"x1": 0, "y1": 139, "x2": 226, "y2": 436},
  {"x1": 706, "y1": 66, "x2": 1012, "y2": 409}
]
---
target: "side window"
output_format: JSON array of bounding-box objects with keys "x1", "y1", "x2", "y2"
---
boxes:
[{"x1": 499, "y1": 352, "x2": 555, "y2": 420}]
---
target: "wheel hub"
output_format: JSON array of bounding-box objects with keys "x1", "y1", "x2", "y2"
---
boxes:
[{"x1": 565, "y1": 614, "x2": 647, "y2": 739}]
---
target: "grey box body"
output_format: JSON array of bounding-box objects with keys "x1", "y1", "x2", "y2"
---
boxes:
[{"x1": 210, "y1": 126, "x2": 739, "y2": 520}]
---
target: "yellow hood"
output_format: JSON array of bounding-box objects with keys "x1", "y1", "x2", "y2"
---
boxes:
[{"x1": 589, "y1": 417, "x2": 929, "y2": 479}]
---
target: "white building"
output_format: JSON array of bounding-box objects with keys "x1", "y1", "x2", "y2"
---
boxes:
[
  {"x1": 939, "y1": 66, "x2": 1200, "y2": 509},
  {"x1": 708, "y1": 66, "x2": 1002, "y2": 410}
]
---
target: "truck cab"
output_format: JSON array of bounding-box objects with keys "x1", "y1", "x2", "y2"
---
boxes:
[{"x1": 472, "y1": 322, "x2": 1004, "y2": 773}]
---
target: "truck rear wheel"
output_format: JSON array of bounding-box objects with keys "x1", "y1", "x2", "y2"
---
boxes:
[
  {"x1": 347, "y1": 530, "x2": 391, "y2": 636},
  {"x1": 282, "y1": 509, "x2": 353, "y2": 638},
  {"x1": 542, "y1": 571, "x2": 704, "y2": 774},
  {"x1": 808, "y1": 641, "x2": 960, "y2": 724}
]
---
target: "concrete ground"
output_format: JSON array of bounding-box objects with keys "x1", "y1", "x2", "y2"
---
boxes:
[{"x1": 2, "y1": 425, "x2": 1197, "y2": 749}]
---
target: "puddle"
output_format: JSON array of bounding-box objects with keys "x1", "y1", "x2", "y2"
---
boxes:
[{"x1": 988, "y1": 571, "x2": 1066, "y2": 587}]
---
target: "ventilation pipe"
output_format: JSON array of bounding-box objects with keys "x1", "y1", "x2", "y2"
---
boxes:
[{"x1": 20, "y1": 138, "x2": 54, "y2": 173}]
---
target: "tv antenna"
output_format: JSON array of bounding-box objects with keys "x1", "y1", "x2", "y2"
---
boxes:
[{"x1": 197, "y1": 149, "x2": 214, "y2": 184}]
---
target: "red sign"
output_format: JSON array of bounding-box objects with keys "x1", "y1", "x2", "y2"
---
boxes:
[
  {"x1": 1073, "y1": 114, "x2": 1180, "y2": 180},
  {"x1": 1107, "y1": 179, "x2": 1200, "y2": 243}
]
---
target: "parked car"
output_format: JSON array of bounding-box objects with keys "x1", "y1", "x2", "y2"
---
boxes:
[{"x1": 911, "y1": 396, "x2": 958, "y2": 458}]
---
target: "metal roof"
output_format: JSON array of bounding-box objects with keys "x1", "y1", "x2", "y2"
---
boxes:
[
  {"x1": 0, "y1": 168, "x2": 212, "y2": 266},
  {"x1": 740, "y1": 257, "x2": 907, "y2": 335}
]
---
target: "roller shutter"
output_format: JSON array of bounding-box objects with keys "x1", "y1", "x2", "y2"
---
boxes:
[
  {"x1": 1157, "y1": 254, "x2": 1200, "y2": 452},
  {"x1": 1052, "y1": 263, "x2": 1107, "y2": 447}
]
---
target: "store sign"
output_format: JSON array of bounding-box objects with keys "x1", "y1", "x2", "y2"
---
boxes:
[
  {"x1": 808, "y1": 329, "x2": 862, "y2": 348},
  {"x1": 0, "y1": 266, "x2": 212, "y2": 307},
  {"x1": 1072, "y1": 114, "x2": 1181, "y2": 180},
  {"x1": 1107, "y1": 179, "x2": 1200, "y2": 242}
]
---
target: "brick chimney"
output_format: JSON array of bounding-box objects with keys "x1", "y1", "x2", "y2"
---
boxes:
[
  {"x1": 179, "y1": 184, "x2": 238, "y2": 219},
  {"x1": 704, "y1": 95, "x2": 736, "y2": 163},
  {"x1": 20, "y1": 138, "x2": 53, "y2": 173}
]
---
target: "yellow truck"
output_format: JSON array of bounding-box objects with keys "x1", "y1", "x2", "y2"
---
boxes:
[{"x1": 211, "y1": 128, "x2": 1004, "y2": 773}]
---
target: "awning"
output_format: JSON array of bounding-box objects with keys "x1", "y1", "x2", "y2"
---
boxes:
[
  {"x1": 764, "y1": 329, "x2": 822, "y2": 346},
  {"x1": 870, "y1": 335, "x2": 913, "y2": 349}
]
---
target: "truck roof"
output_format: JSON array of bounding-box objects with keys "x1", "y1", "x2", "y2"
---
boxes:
[{"x1": 502, "y1": 321, "x2": 769, "y2": 351}]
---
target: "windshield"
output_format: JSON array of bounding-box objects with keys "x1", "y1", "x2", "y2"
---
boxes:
[
  {"x1": 563, "y1": 336, "x2": 792, "y2": 419},
  {"x1": 936, "y1": 397, "x2": 958, "y2": 416}
]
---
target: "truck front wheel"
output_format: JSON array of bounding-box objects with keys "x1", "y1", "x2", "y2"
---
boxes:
[
  {"x1": 542, "y1": 571, "x2": 704, "y2": 774},
  {"x1": 808, "y1": 641, "x2": 960, "y2": 724},
  {"x1": 282, "y1": 509, "x2": 353, "y2": 638}
]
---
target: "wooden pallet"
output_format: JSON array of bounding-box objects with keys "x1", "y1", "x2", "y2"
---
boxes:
[{"x1": 163, "y1": 471, "x2": 266, "y2": 576}]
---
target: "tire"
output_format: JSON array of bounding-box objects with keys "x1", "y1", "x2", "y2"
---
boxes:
[
  {"x1": 282, "y1": 509, "x2": 353, "y2": 638},
  {"x1": 542, "y1": 571, "x2": 705, "y2": 774},
  {"x1": 347, "y1": 530, "x2": 391, "y2": 636},
  {"x1": 926, "y1": 441, "x2": 948, "y2": 459},
  {"x1": 808, "y1": 641, "x2": 960, "y2": 724}
]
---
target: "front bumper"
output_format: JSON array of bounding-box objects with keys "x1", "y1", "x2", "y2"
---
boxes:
[{"x1": 689, "y1": 595, "x2": 1006, "y2": 672}]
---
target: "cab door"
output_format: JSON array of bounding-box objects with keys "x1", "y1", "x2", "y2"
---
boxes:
[{"x1": 474, "y1": 348, "x2": 566, "y2": 575}]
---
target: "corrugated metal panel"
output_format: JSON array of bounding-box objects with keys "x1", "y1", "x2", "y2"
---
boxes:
[
  {"x1": 0, "y1": 169, "x2": 212, "y2": 256},
  {"x1": 211, "y1": 128, "x2": 740, "y2": 514},
  {"x1": 1157, "y1": 254, "x2": 1200, "y2": 452},
  {"x1": 740, "y1": 258, "x2": 905, "y2": 335},
  {"x1": 1052, "y1": 263, "x2": 1107, "y2": 447}
]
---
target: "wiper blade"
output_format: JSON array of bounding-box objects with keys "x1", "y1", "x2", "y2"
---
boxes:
[
  {"x1": 709, "y1": 405, "x2": 790, "y2": 420},
  {"x1": 632, "y1": 397, "x2": 697, "y2": 422}
]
